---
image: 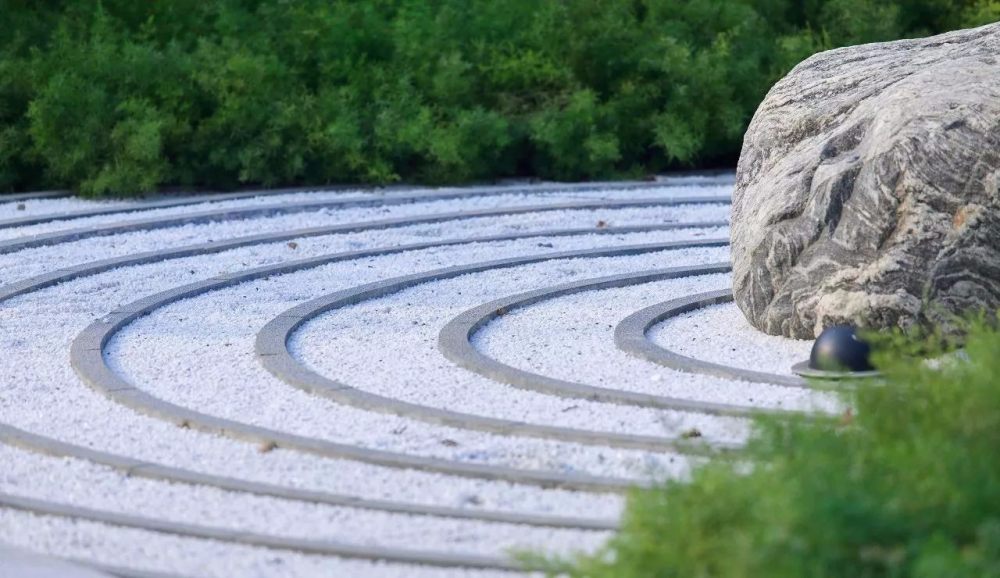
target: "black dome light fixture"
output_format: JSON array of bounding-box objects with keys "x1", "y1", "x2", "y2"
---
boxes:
[{"x1": 792, "y1": 325, "x2": 880, "y2": 379}]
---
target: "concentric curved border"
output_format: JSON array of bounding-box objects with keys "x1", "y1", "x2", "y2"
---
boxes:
[
  {"x1": 437, "y1": 269, "x2": 797, "y2": 418},
  {"x1": 0, "y1": 184, "x2": 727, "y2": 253},
  {"x1": 256, "y1": 243, "x2": 731, "y2": 454},
  {"x1": 2, "y1": 181, "x2": 741, "y2": 574},
  {"x1": 1, "y1": 199, "x2": 728, "y2": 535},
  {"x1": 614, "y1": 290, "x2": 809, "y2": 388},
  {"x1": 0, "y1": 175, "x2": 732, "y2": 231},
  {"x1": 0, "y1": 197, "x2": 726, "y2": 302},
  {"x1": 0, "y1": 493, "x2": 522, "y2": 571},
  {"x1": 72, "y1": 241, "x2": 738, "y2": 491},
  {"x1": 0, "y1": 423, "x2": 614, "y2": 530}
]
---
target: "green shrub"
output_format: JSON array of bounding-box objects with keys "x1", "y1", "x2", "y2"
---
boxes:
[
  {"x1": 539, "y1": 322, "x2": 1000, "y2": 577},
  {"x1": 24, "y1": 8, "x2": 189, "y2": 195},
  {"x1": 0, "y1": 56, "x2": 36, "y2": 191},
  {"x1": 0, "y1": 0, "x2": 997, "y2": 196},
  {"x1": 964, "y1": 0, "x2": 1000, "y2": 27},
  {"x1": 531, "y1": 89, "x2": 622, "y2": 180}
]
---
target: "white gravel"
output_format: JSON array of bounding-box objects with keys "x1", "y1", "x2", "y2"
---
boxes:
[
  {"x1": 1, "y1": 198, "x2": 724, "y2": 576},
  {"x1": 0, "y1": 183, "x2": 729, "y2": 242},
  {"x1": 475, "y1": 280, "x2": 836, "y2": 412},
  {"x1": 0, "y1": 188, "x2": 370, "y2": 240},
  {"x1": 289, "y1": 247, "x2": 752, "y2": 444},
  {"x1": 0, "y1": 197, "x2": 136, "y2": 219},
  {"x1": 648, "y1": 302, "x2": 814, "y2": 376},
  {"x1": 0, "y1": 444, "x2": 608, "y2": 557},
  {"x1": 0, "y1": 202, "x2": 729, "y2": 287},
  {"x1": 0, "y1": 231, "x2": 643, "y2": 518},
  {"x1": 108, "y1": 235, "x2": 724, "y2": 480},
  {"x1": 0, "y1": 175, "x2": 834, "y2": 577},
  {"x1": 0, "y1": 509, "x2": 528, "y2": 578},
  {"x1": 0, "y1": 544, "x2": 112, "y2": 578},
  {"x1": 0, "y1": 176, "x2": 732, "y2": 222}
]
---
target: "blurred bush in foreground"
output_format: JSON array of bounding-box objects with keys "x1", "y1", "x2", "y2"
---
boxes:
[{"x1": 529, "y1": 319, "x2": 1000, "y2": 577}]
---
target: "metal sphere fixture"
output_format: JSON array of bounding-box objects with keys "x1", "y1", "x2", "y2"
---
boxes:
[
  {"x1": 809, "y1": 325, "x2": 874, "y2": 372},
  {"x1": 791, "y1": 325, "x2": 879, "y2": 379}
]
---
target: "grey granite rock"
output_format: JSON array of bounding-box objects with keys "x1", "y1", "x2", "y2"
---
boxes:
[{"x1": 732, "y1": 22, "x2": 1000, "y2": 338}]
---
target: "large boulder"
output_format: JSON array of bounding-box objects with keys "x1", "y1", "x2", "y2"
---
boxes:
[{"x1": 732, "y1": 23, "x2": 1000, "y2": 339}]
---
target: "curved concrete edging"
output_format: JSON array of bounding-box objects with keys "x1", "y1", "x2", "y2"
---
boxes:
[
  {"x1": 0, "y1": 180, "x2": 657, "y2": 229},
  {"x1": 0, "y1": 182, "x2": 728, "y2": 254},
  {"x1": 0, "y1": 183, "x2": 404, "y2": 230},
  {"x1": 0, "y1": 423, "x2": 615, "y2": 531},
  {"x1": 73, "y1": 241, "x2": 733, "y2": 491},
  {"x1": 256, "y1": 242, "x2": 730, "y2": 455},
  {"x1": 0, "y1": 188, "x2": 308, "y2": 230},
  {"x1": 1, "y1": 207, "x2": 726, "y2": 536},
  {"x1": 0, "y1": 195, "x2": 728, "y2": 302},
  {"x1": 0, "y1": 176, "x2": 731, "y2": 231},
  {"x1": 438, "y1": 267, "x2": 795, "y2": 418},
  {"x1": 614, "y1": 290, "x2": 809, "y2": 388},
  {"x1": 0, "y1": 203, "x2": 722, "y2": 526},
  {"x1": 1, "y1": 183, "x2": 742, "y2": 574},
  {"x1": 0, "y1": 493, "x2": 524, "y2": 571}
]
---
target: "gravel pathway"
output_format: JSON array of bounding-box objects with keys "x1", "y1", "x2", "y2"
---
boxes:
[{"x1": 0, "y1": 175, "x2": 819, "y2": 577}]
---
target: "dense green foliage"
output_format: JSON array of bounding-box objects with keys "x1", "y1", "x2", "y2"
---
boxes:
[
  {"x1": 539, "y1": 323, "x2": 1000, "y2": 577},
  {"x1": 1, "y1": 1, "x2": 997, "y2": 196}
]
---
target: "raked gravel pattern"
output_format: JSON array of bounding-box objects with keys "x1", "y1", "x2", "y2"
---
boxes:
[
  {"x1": 288, "y1": 248, "x2": 751, "y2": 447},
  {"x1": 648, "y1": 302, "x2": 814, "y2": 376},
  {"x1": 109, "y1": 244, "x2": 729, "y2": 476},
  {"x1": 0, "y1": 197, "x2": 134, "y2": 219},
  {"x1": 0, "y1": 510, "x2": 519, "y2": 578},
  {"x1": 0, "y1": 182, "x2": 721, "y2": 241},
  {"x1": 475, "y1": 279, "x2": 834, "y2": 411},
  {"x1": 0, "y1": 203, "x2": 726, "y2": 285},
  {"x1": 0, "y1": 175, "x2": 821, "y2": 577},
  {"x1": 0, "y1": 444, "x2": 605, "y2": 557}
]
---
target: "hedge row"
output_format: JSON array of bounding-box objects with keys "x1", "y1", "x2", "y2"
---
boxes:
[{"x1": 1, "y1": 0, "x2": 997, "y2": 196}]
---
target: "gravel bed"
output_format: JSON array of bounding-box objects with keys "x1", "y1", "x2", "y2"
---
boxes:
[
  {"x1": 107, "y1": 235, "x2": 725, "y2": 479},
  {"x1": 474, "y1": 280, "x2": 836, "y2": 412},
  {"x1": 0, "y1": 201, "x2": 729, "y2": 287},
  {"x1": 0, "y1": 509, "x2": 528, "y2": 578},
  {"x1": 0, "y1": 240, "x2": 628, "y2": 520},
  {"x1": 290, "y1": 246, "x2": 751, "y2": 444},
  {"x1": 0, "y1": 444, "x2": 607, "y2": 557},
  {"x1": 647, "y1": 302, "x2": 814, "y2": 376},
  {"x1": 0, "y1": 177, "x2": 811, "y2": 577},
  {"x1": 0, "y1": 197, "x2": 136, "y2": 219},
  {"x1": 0, "y1": 183, "x2": 728, "y2": 241}
]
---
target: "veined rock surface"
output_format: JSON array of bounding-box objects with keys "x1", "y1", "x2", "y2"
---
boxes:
[{"x1": 732, "y1": 22, "x2": 1000, "y2": 338}]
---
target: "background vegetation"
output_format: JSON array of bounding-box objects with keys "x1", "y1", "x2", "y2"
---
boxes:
[
  {"x1": 532, "y1": 322, "x2": 1000, "y2": 577},
  {"x1": 1, "y1": 0, "x2": 998, "y2": 196}
]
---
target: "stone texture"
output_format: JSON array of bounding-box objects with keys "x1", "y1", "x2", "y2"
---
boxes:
[{"x1": 731, "y1": 22, "x2": 1000, "y2": 338}]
